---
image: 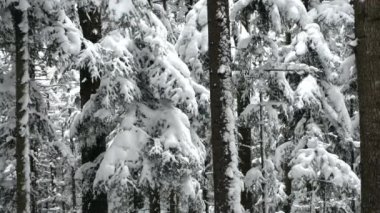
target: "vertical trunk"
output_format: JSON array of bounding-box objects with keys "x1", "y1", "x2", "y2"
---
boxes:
[
  {"x1": 283, "y1": 162, "x2": 292, "y2": 213},
  {"x1": 133, "y1": 188, "x2": 143, "y2": 212},
  {"x1": 349, "y1": 99, "x2": 356, "y2": 213},
  {"x1": 163, "y1": 0, "x2": 167, "y2": 11},
  {"x1": 149, "y1": 187, "x2": 160, "y2": 213},
  {"x1": 238, "y1": 88, "x2": 252, "y2": 212},
  {"x1": 169, "y1": 190, "x2": 176, "y2": 213},
  {"x1": 282, "y1": 32, "x2": 293, "y2": 213},
  {"x1": 11, "y1": 3, "x2": 31, "y2": 213},
  {"x1": 355, "y1": 1, "x2": 380, "y2": 212},
  {"x1": 259, "y1": 93, "x2": 267, "y2": 213},
  {"x1": 203, "y1": 155, "x2": 211, "y2": 213},
  {"x1": 30, "y1": 150, "x2": 37, "y2": 213},
  {"x1": 48, "y1": 164, "x2": 55, "y2": 209},
  {"x1": 70, "y1": 137, "x2": 77, "y2": 210},
  {"x1": 67, "y1": 108, "x2": 77, "y2": 211},
  {"x1": 208, "y1": 0, "x2": 241, "y2": 212},
  {"x1": 78, "y1": 7, "x2": 107, "y2": 213}
]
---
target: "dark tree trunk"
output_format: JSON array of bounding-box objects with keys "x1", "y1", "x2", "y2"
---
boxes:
[
  {"x1": 133, "y1": 188, "x2": 144, "y2": 212},
  {"x1": 70, "y1": 137, "x2": 77, "y2": 210},
  {"x1": 259, "y1": 93, "x2": 267, "y2": 213},
  {"x1": 203, "y1": 154, "x2": 211, "y2": 213},
  {"x1": 282, "y1": 32, "x2": 294, "y2": 213},
  {"x1": 208, "y1": 0, "x2": 240, "y2": 212},
  {"x1": 149, "y1": 187, "x2": 160, "y2": 213},
  {"x1": 78, "y1": 7, "x2": 107, "y2": 213},
  {"x1": 283, "y1": 162, "x2": 292, "y2": 213},
  {"x1": 169, "y1": 190, "x2": 177, "y2": 213},
  {"x1": 355, "y1": 1, "x2": 380, "y2": 213},
  {"x1": 30, "y1": 149, "x2": 37, "y2": 213},
  {"x1": 163, "y1": 0, "x2": 167, "y2": 11},
  {"x1": 11, "y1": 3, "x2": 31, "y2": 213},
  {"x1": 238, "y1": 88, "x2": 253, "y2": 212}
]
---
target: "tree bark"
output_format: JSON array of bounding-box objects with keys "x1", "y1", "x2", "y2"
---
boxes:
[
  {"x1": 169, "y1": 190, "x2": 177, "y2": 213},
  {"x1": 355, "y1": 1, "x2": 380, "y2": 213},
  {"x1": 237, "y1": 88, "x2": 253, "y2": 212},
  {"x1": 282, "y1": 31, "x2": 294, "y2": 213},
  {"x1": 11, "y1": 3, "x2": 31, "y2": 213},
  {"x1": 149, "y1": 187, "x2": 160, "y2": 213},
  {"x1": 207, "y1": 0, "x2": 241, "y2": 212},
  {"x1": 163, "y1": 0, "x2": 167, "y2": 11},
  {"x1": 78, "y1": 6, "x2": 107, "y2": 213}
]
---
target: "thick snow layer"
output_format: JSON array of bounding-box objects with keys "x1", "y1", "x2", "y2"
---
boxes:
[
  {"x1": 294, "y1": 75, "x2": 322, "y2": 110},
  {"x1": 18, "y1": 0, "x2": 30, "y2": 11},
  {"x1": 108, "y1": 0, "x2": 136, "y2": 20},
  {"x1": 54, "y1": 11, "x2": 81, "y2": 55},
  {"x1": 231, "y1": 0, "x2": 254, "y2": 21},
  {"x1": 322, "y1": 81, "x2": 353, "y2": 139},
  {"x1": 290, "y1": 124, "x2": 360, "y2": 191},
  {"x1": 291, "y1": 140, "x2": 360, "y2": 190},
  {"x1": 237, "y1": 26, "x2": 252, "y2": 49},
  {"x1": 271, "y1": 0, "x2": 310, "y2": 27},
  {"x1": 95, "y1": 104, "x2": 204, "y2": 190},
  {"x1": 312, "y1": 0, "x2": 354, "y2": 26},
  {"x1": 176, "y1": 0, "x2": 208, "y2": 63},
  {"x1": 94, "y1": 127, "x2": 149, "y2": 189}
]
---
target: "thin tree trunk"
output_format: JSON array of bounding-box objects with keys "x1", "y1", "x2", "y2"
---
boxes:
[
  {"x1": 69, "y1": 129, "x2": 77, "y2": 211},
  {"x1": 78, "y1": 6, "x2": 107, "y2": 213},
  {"x1": 11, "y1": 3, "x2": 31, "y2": 213},
  {"x1": 259, "y1": 93, "x2": 267, "y2": 213},
  {"x1": 349, "y1": 99, "x2": 356, "y2": 213},
  {"x1": 355, "y1": 1, "x2": 380, "y2": 213},
  {"x1": 163, "y1": 0, "x2": 167, "y2": 11},
  {"x1": 149, "y1": 187, "x2": 160, "y2": 213},
  {"x1": 203, "y1": 155, "x2": 211, "y2": 213},
  {"x1": 238, "y1": 71, "x2": 253, "y2": 213},
  {"x1": 133, "y1": 188, "x2": 144, "y2": 212},
  {"x1": 282, "y1": 32, "x2": 293, "y2": 213},
  {"x1": 30, "y1": 149, "x2": 37, "y2": 213},
  {"x1": 207, "y1": 0, "x2": 241, "y2": 212},
  {"x1": 169, "y1": 190, "x2": 176, "y2": 213}
]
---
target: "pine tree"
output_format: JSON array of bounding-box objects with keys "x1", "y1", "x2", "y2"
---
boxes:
[{"x1": 355, "y1": 1, "x2": 380, "y2": 212}]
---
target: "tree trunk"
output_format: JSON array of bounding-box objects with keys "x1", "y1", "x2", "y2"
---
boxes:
[
  {"x1": 11, "y1": 3, "x2": 31, "y2": 213},
  {"x1": 282, "y1": 32, "x2": 294, "y2": 213},
  {"x1": 78, "y1": 6, "x2": 107, "y2": 213},
  {"x1": 238, "y1": 87, "x2": 253, "y2": 212},
  {"x1": 149, "y1": 187, "x2": 160, "y2": 213},
  {"x1": 70, "y1": 136, "x2": 77, "y2": 210},
  {"x1": 169, "y1": 190, "x2": 177, "y2": 213},
  {"x1": 207, "y1": 0, "x2": 241, "y2": 212},
  {"x1": 203, "y1": 155, "x2": 211, "y2": 213},
  {"x1": 355, "y1": 1, "x2": 380, "y2": 213},
  {"x1": 163, "y1": 0, "x2": 167, "y2": 11},
  {"x1": 133, "y1": 188, "x2": 143, "y2": 212},
  {"x1": 259, "y1": 93, "x2": 267, "y2": 213}
]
